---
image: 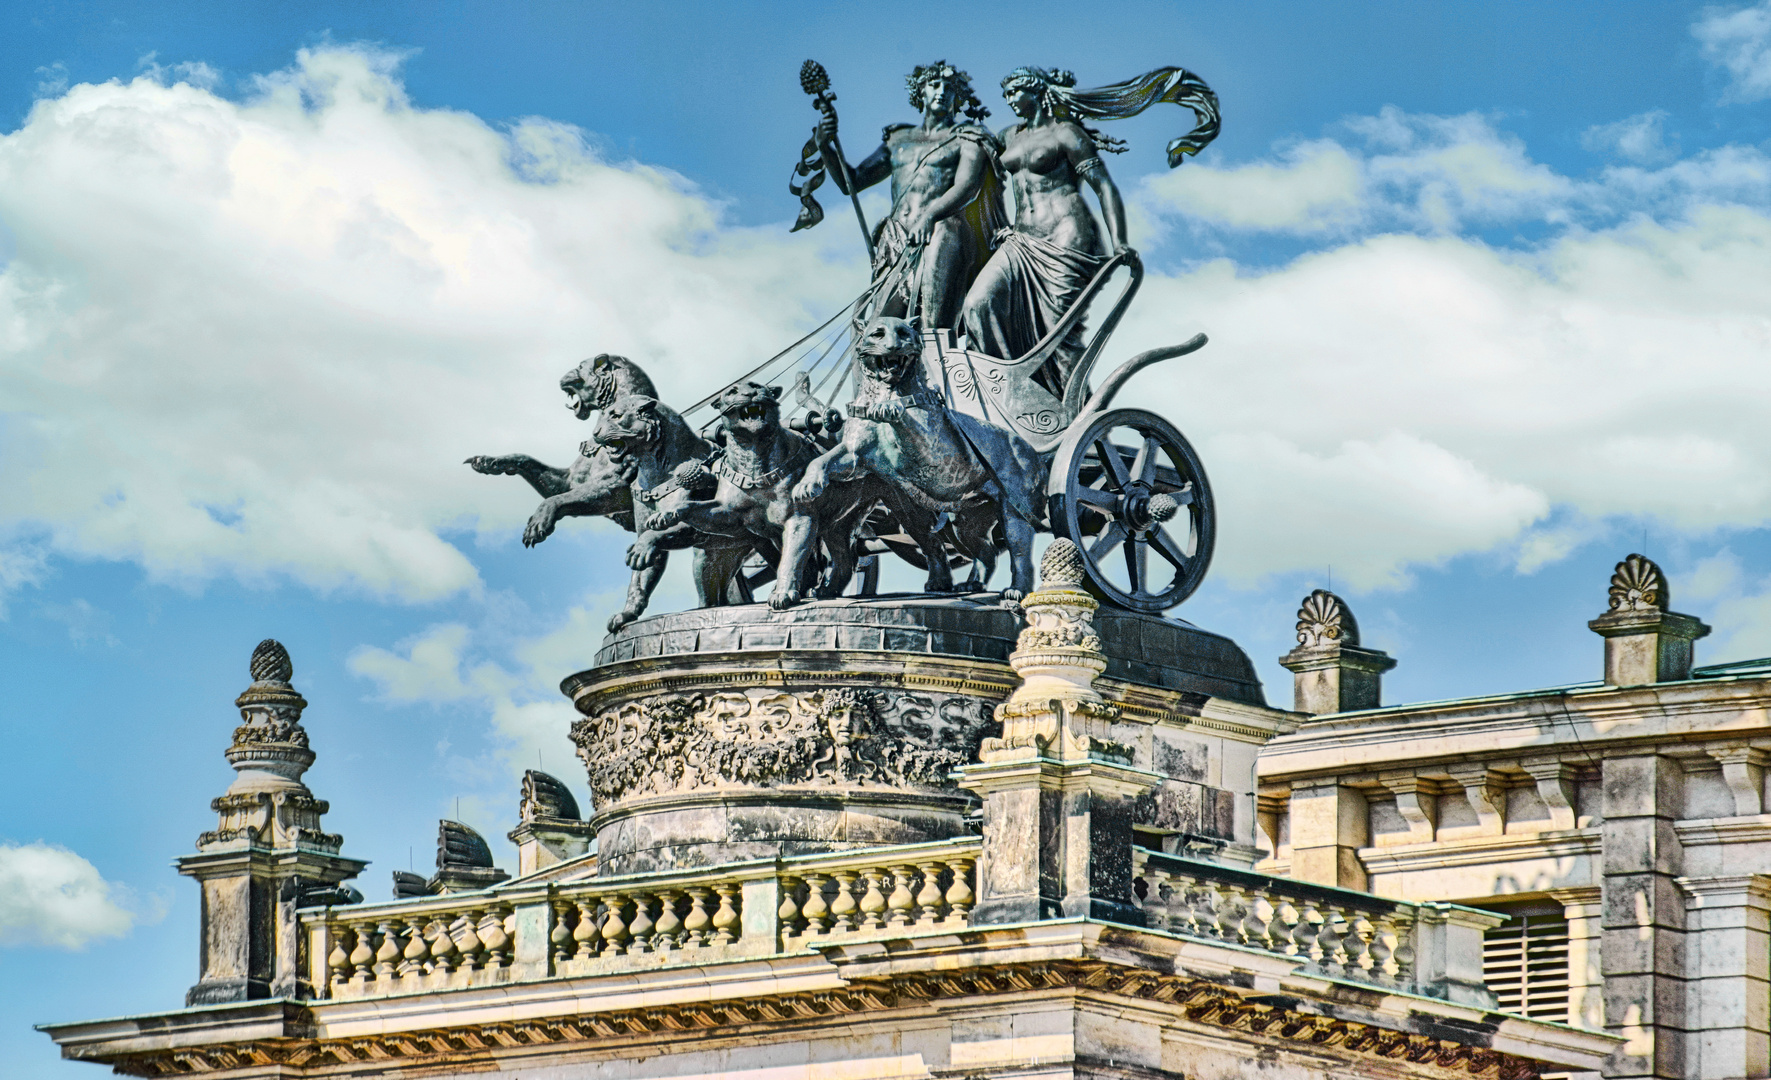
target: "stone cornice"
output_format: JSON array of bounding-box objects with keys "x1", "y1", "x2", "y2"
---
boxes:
[
  {"x1": 62, "y1": 960, "x2": 1570, "y2": 1079},
  {"x1": 1358, "y1": 830, "x2": 1602, "y2": 875},
  {"x1": 1674, "y1": 815, "x2": 1771, "y2": 847},
  {"x1": 1258, "y1": 677, "x2": 1771, "y2": 782}
]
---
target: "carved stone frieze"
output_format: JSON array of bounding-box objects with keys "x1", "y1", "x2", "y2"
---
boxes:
[
  {"x1": 90, "y1": 959, "x2": 1549, "y2": 1079},
  {"x1": 570, "y1": 686, "x2": 993, "y2": 807}
]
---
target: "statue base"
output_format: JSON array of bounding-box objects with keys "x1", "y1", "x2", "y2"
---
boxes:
[{"x1": 564, "y1": 594, "x2": 1265, "y2": 876}]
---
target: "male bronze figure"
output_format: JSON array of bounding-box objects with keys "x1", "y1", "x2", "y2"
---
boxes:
[{"x1": 810, "y1": 61, "x2": 1006, "y2": 332}]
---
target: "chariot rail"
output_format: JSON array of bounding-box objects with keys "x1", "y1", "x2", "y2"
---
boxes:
[{"x1": 299, "y1": 839, "x2": 1497, "y2": 1007}]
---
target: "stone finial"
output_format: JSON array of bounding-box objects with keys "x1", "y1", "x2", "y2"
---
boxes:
[
  {"x1": 248, "y1": 638, "x2": 294, "y2": 684},
  {"x1": 1295, "y1": 589, "x2": 1359, "y2": 648},
  {"x1": 1589, "y1": 553, "x2": 1709, "y2": 686},
  {"x1": 1040, "y1": 538, "x2": 1086, "y2": 589},
  {"x1": 179, "y1": 637, "x2": 364, "y2": 1005},
  {"x1": 979, "y1": 540, "x2": 1123, "y2": 764},
  {"x1": 1608, "y1": 553, "x2": 1666, "y2": 612},
  {"x1": 959, "y1": 543, "x2": 1157, "y2": 929},
  {"x1": 1279, "y1": 591, "x2": 1395, "y2": 716},
  {"x1": 433, "y1": 820, "x2": 509, "y2": 894}
]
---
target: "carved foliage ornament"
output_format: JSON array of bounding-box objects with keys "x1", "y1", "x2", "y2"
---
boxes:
[
  {"x1": 569, "y1": 688, "x2": 992, "y2": 807},
  {"x1": 1295, "y1": 589, "x2": 1359, "y2": 649},
  {"x1": 1608, "y1": 553, "x2": 1667, "y2": 613}
]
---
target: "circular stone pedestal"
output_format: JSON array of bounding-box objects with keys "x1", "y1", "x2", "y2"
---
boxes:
[{"x1": 563, "y1": 594, "x2": 1263, "y2": 876}]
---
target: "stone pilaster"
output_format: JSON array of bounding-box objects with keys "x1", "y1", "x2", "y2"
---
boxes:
[
  {"x1": 1278, "y1": 590, "x2": 1396, "y2": 715},
  {"x1": 1676, "y1": 875, "x2": 1771, "y2": 1080},
  {"x1": 1601, "y1": 754, "x2": 1687, "y2": 1080},
  {"x1": 1286, "y1": 780, "x2": 1369, "y2": 890},
  {"x1": 1588, "y1": 554, "x2": 1710, "y2": 687},
  {"x1": 1550, "y1": 886, "x2": 1605, "y2": 1031},
  {"x1": 960, "y1": 540, "x2": 1159, "y2": 926},
  {"x1": 176, "y1": 640, "x2": 365, "y2": 1005}
]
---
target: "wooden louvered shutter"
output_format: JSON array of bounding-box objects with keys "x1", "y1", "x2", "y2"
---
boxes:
[{"x1": 1483, "y1": 911, "x2": 1571, "y2": 1021}]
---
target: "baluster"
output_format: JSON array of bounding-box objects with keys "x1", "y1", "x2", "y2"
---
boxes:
[
  {"x1": 654, "y1": 889, "x2": 684, "y2": 953},
  {"x1": 1188, "y1": 881, "x2": 1221, "y2": 938},
  {"x1": 1140, "y1": 869, "x2": 1172, "y2": 930},
  {"x1": 1268, "y1": 898, "x2": 1298, "y2": 955},
  {"x1": 683, "y1": 889, "x2": 712, "y2": 947},
  {"x1": 1314, "y1": 904, "x2": 1344, "y2": 971},
  {"x1": 801, "y1": 874, "x2": 832, "y2": 938},
  {"x1": 551, "y1": 900, "x2": 575, "y2": 966},
  {"x1": 943, "y1": 858, "x2": 974, "y2": 925},
  {"x1": 327, "y1": 924, "x2": 352, "y2": 988},
  {"x1": 456, "y1": 910, "x2": 485, "y2": 971},
  {"x1": 1241, "y1": 891, "x2": 1275, "y2": 951},
  {"x1": 573, "y1": 897, "x2": 602, "y2": 959},
  {"x1": 710, "y1": 884, "x2": 740, "y2": 945},
  {"x1": 601, "y1": 895, "x2": 630, "y2": 956},
  {"x1": 1366, "y1": 915, "x2": 1395, "y2": 981},
  {"x1": 1343, "y1": 913, "x2": 1373, "y2": 979},
  {"x1": 400, "y1": 914, "x2": 430, "y2": 977},
  {"x1": 830, "y1": 872, "x2": 859, "y2": 933},
  {"x1": 1292, "y1": 900, "x2": 1326, "y2": 962},
  {"x1": 886, "y1": 865, "x2": 917, "y2": 927},
  {"x1": 479, "y1": 907, "x2": 512, "y2": 970},
  {"x1": 1387, "y1": 914, "x2": 1418, "y2": 989},
  {"x1": 373, "y1": 919, "x2": 401, "y2": 980},
  {"x1": 429, "y1": 918, "x2": 457, "y2": 974},
  {"x1": 1214, "y1": 886, "x2": 1245, "y2": 943},
  {"x1": 858, "y1": 869, "x2": 887, "y2": 930},
  {"x1": 914, "y1": 861, "x2": 946, "y2": 926},
  {"x1": 778, "y1": 875, "x2": 804, "y2": 940},
  {"x1": 627, "y1": 893, "x2": 656, "y2": 954},
  {"x1": 349, "y1": 921, "x2": 375, "y2": 983}
]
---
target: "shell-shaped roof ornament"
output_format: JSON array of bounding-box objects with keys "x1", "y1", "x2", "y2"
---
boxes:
[
  {"x1": 1608, "y1": 553, "x2": 1666, "y2": 613},
  {"x1": 1040, "y1": 539, "x2": 1086, "y2": 588},
  {"x1": 438, "y1": 820, "x2": 494, "y2": 870},
  {"x1": 520, "y1": 770, "x2": 582, "y2": 823},
  {"x1": 1296, "y1": 590, "x2": 1359, "y2": 648},
  {"x1": 249, "y1": 639, "x2": 293, "y2": 684}
]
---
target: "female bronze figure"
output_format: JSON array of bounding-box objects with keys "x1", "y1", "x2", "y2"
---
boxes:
[{"x1": 961, "y1": 67, "x2": 1219, "y2": 391}]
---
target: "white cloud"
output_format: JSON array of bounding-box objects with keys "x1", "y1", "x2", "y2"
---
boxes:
[
  {"x1": 1695, "y1": 0, "x2": 1771, "y2": 103},
  {"x1": 0, "y1": 841, "x2": 138, "y2": 949},
  {"x1": 1146, "y1": 106, "x2": 1573, "y2": 235},
  {"x1": 0, "y1": 46, "x2": 858, "y2": 604},
  {"x1": 1110, "y1": 207, "x2": 1771, "y2": 590},
  {"x1": 1144, "y1": 105, "x2": 1770, "y2": 239},
  {"x1": 1582, "y1": 110, "x2": 1678, "y2": 165}
]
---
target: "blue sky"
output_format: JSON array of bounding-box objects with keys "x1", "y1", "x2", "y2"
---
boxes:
[{"x1": 3, "y1": 2, "x2": 1770, "y2": 1074}]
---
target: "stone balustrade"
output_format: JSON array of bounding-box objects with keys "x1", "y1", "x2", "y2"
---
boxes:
[
  {"x1": 301, "y1": 838, "x2": 983, "y2": 1001},
  {"x1": 776, "y1": 844, "x2": 976, "y2": 948},
  {"x1": 1133, "y1": 848, "x2": 1500, "y2": 1006}
]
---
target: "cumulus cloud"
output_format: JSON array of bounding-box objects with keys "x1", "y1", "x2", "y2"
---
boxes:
[
  {"x1": 0, "y1": 841, "x2": 138, "y2": 949},
  {"x1": 0, "y1": 45, "x2": 858, "y2": 603},
  {"x1": 1146, "y1": 105, "x2": 1769, "y2": 238},
  {"x1": 1582, "y1": 110, "x2": 1678, "y2": 165},
  {"x1": 1695, "y1": 0, "x2": 1771, "y2": 103},
  {"x1": 1109, "y1": 206, "x2": 1771, "y2": 589}
]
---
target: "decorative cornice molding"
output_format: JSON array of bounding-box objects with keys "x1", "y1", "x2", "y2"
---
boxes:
[
  {"x1": 90, "y1": 960, "x2": 1548, "y2": 1079},
  {"x1": 1358, "y1": 829, "x2": 1601, "y2": 875}
]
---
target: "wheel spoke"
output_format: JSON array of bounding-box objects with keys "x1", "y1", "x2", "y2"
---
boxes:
[
  {"x1": 1091, "y1": 521, "x2": 1128, "y2": 560},
  {"x1": 1072, "y1": 485, "x2": 1120, "y2": 510},
  {"x1": 1135, "y1": 436, "x2": 1162, "y2": 484},
  {"x1": 1094, "y1": 438, "x2": 1130, "y2": 490},
  {"x1": 1124, "y1": 537, "x2": 1148, "y2": 594},
  {"x1": 1150, "y1": 526, "x2": 1191, "y2": 572}
]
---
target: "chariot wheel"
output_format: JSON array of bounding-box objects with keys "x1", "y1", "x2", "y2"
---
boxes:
[{"x1": 1047, "y1": 408, "x2": 1214, "y2": 613}]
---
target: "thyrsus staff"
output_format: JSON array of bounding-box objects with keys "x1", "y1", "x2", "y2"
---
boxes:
[{"x1": 793, "y1": 61, "x2": 874, "y2": 262}]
